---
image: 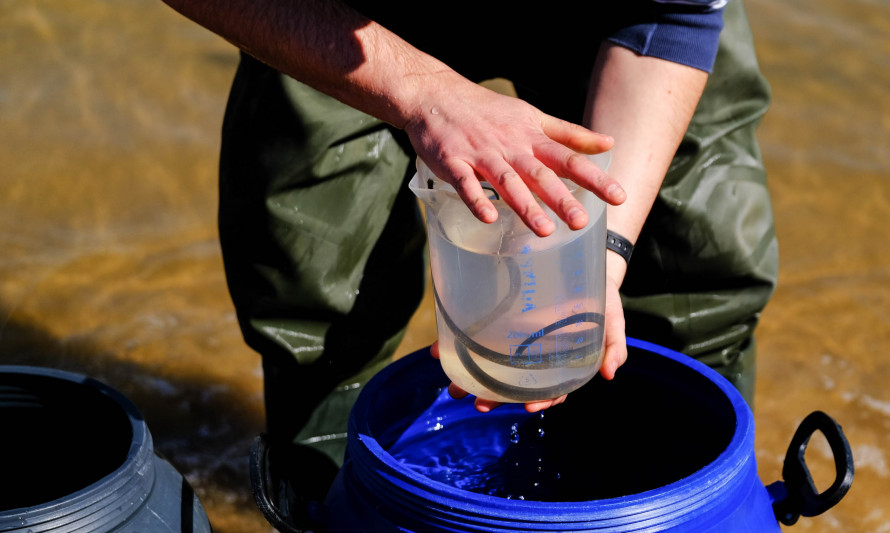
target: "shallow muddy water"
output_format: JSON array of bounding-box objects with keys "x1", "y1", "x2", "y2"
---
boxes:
[{"x1": 1, "y1": 0, "x2": 888, "y2": 531}]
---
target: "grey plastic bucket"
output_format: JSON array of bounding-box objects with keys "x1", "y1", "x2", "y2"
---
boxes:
[{"x1": 0, "y1": 365, "x2": 212, "y2": 532}]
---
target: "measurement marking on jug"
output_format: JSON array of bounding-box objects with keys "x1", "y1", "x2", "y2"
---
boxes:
[
  {"x1": 519, "y1": 257, "x2": 537, "y2": 313},
  {"x1": 507, "y1": 330, "x2": 543, "y2": 339},
  {"x1": 511, "y1": 343, "x2": 542, "y2": 365},
  {"x1": 518, "y1": 373, "x2": 538, "y2": 387}
]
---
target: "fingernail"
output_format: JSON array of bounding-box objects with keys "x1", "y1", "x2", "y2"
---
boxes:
[
  {"x1": 607, "y1": 184, "x2": 626, "y2": 201},
  {"x1": 533, "y1": 215, "x2": 553, "y2": 231},
  {"x1": 479, "y1": 206, "x2": 496, "y2": 222},
  {"x1": 567, "y1": 207, "x2": 587, "y2": 227}
]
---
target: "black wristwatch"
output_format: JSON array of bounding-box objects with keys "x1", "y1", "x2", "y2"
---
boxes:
[{"x1": 606, "y1": 230, "x2": 634, "y2": 264}]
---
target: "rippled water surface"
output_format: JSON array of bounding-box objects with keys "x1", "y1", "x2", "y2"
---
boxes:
[{"x1": 1, "y1": 1, "x2": 888, "y2": 531}]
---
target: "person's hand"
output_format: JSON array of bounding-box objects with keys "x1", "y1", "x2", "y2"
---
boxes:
[
  {"x1": 428, "y1": 341, "x2": 569, "y2": 413},
  {"x1": 598, "y1": 256, "x2": 629, "y2": 380},
  {"x1": 429, "y1": 252, "x2": 630, "y2": 413},
  {"x1": 403, "y1": 74, "x2": 626, "y2": 237}
]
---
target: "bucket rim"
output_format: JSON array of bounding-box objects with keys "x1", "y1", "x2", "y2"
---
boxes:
[
  {"x1": 0, "y1": 365, "x2": 155, "y2": 528},
  {"x1": 345, "y1": 338, "x2": 757, "y2": 528}
]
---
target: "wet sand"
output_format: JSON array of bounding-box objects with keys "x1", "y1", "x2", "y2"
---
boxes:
[{"x1": 1, "y1": 0, "x2": 888, "y2": 531}]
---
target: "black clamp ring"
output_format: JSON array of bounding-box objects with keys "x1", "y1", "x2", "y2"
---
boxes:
[{"x1": 606, "y1": 230, "x2": 634, "y2": 264}]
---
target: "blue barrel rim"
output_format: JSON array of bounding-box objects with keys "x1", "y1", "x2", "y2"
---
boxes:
[
  {"x1": 0, "y1": 365, "x2": 156, "y2": 530},
  {"x1": 344, "y1": 337, "x2": 757, "y2": 529}
]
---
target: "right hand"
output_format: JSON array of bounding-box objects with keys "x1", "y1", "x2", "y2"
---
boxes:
[{"x1": 402, "y1": 73, "x2": 625, "y2": 237}]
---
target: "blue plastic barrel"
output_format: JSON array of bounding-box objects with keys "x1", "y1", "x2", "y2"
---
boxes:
[
  {"x1": 0, "y1": 366, "x2": 212, "y2": 532},
  {"x1": 321, "y1": 338, "x2": 852, "y2": 532}
]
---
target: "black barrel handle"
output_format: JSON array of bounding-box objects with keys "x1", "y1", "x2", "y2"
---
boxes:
[
  {"x1": 249, "y1": 434, "x2": 305, "y2": 533},
  {"x1": 770, "y1": 410, "x2": 854, "y2": 526}
]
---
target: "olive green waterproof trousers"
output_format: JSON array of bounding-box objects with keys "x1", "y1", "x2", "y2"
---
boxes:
[{"x1": 219, "y1": 0, "x2": 777, "y2": 476}]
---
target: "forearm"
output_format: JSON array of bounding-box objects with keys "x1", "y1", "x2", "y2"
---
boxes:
[
  {"x1": 584, "y1": 42, "x2": 708, "y2": 284},
  {"x1": 160, "y1": 0, "x2": 458, "y2": 128}
]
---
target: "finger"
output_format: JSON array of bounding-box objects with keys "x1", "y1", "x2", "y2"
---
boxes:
[
  {"x1": 534, "y1": 145, "x2": 626, "y2": 206},
  {"x1": 525, "y1": 400, "x2": 550, "y2": 413},
  {"x1": 434, "y1": 158, "x2": 499, "y2": 224},
  {"x1": 524, "y1": 394, "x2": 568, "y2": 413},
  {"x1": 429, "y1": 340, "x2": 440, "y2": 359},
  {"x1": 448, "y1": 382, "x2": 469, "y2": 400},
  {"x1": 511, "y1": 154, "x2": 589, "y2": 230},
  {"x1": 540, "y1": 114, "x2": 614, "y2": 154},
  {"x1": 599, "y1": 304, "x2": 628, "y2": 381},
  {"x1": 473, "y1": 397, "x2": 503, "y2": 413},
  {"x1": 476, "y1": 155, "x2": 556, "y2": 237}
]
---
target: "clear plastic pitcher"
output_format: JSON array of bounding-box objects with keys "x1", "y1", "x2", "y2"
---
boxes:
[{"x1": 409, "y1": 154, "x2": 610, "y2": 403}]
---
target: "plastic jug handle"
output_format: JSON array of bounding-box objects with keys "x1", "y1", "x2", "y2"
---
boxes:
[{"x1": 768, "y1": 410, "x2": 854, "y2": 526}]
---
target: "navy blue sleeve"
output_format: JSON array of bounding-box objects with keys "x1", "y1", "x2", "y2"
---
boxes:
[{"x1": 606, "y1": 3, "x2": 726, "y2": 73}]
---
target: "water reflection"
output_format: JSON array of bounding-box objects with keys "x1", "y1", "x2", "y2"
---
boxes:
[
  {"x1": 747, "y1": 1, "x2": 890, "y2": 531},
  {"x1": 1, "y1": 0, "x2": 887, "y2": 531}
]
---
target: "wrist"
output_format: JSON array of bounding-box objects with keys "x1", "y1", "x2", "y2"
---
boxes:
[
  {"x1": 328, "y1": 22, "x2": 460, "y2": 129},
  {"x1": 605, "y1": 246, "x2": 629, "y2": 288},
  {"x1": 399, "y1": 67, "x2": 478, "y2": 131},
  {"x1": 606, "y1": 230, "x2": 634, "y2": 264}
]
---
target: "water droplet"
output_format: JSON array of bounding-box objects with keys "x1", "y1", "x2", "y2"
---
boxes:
[
  {"x1": 430, "y1": 106, "x2": 440, "y2": 115},
  {"x1": 533, "y1": 482, "x2": 540, "y2": 487},
  {"x1": 509, "y1": 423, "x2": 520, "y2": 443},
  {"x1": 537, "y1": 466, "x2": 543, "y2": 473},
  {"x1": 518, "y1": 495, "x2": 525, "y2": 500},
  {"x1": 537, "y1": 428, "x2": 545, "y2": 438},
  {"x1": 555, "y1": 472, "x2": 561, "y2": 480}
]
